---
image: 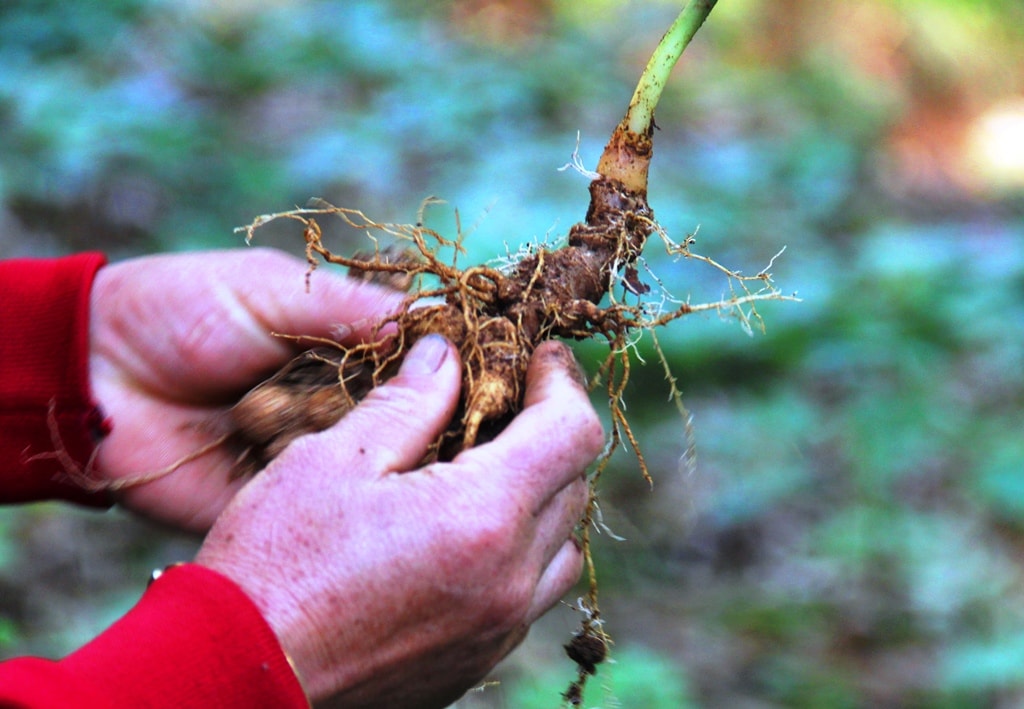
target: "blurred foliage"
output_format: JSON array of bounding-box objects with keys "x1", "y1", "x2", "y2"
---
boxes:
[
  {"x1": 510, "y1": 644, "x2": 697, "y2": 708},
  {"x1": 2, "y1": 0, "x2": 1024, "y2": 707}
]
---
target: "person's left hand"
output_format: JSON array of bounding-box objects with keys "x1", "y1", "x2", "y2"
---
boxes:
[{"x1": 88, "y1": 247, "x2": 404, "y2": 532}]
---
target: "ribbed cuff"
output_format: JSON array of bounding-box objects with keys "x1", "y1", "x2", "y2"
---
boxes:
[{"x1": 0, "y1": 253, "x2": 112, "y2": 507}]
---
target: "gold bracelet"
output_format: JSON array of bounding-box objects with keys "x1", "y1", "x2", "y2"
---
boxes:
[
  {"x1": 281, "y1": 650, "x2": 314, "y2": 709},
  {"x1": 147, "y1": 562, "x2": 187, "y2": 588}
]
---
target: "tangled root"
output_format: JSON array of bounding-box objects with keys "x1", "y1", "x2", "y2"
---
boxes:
[
  {"x1": 231, "y1": 185, "x2": 795, "y2": 704},
  {"x1": 232, "y1": 188, "x2": 793, "y2": 478}
]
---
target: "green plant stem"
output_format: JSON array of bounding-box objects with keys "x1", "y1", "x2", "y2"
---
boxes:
[
  {"x1": 626, "y1": 0, "x2": 718, "y2": 136},
  {"x1": 596, "y1": 0, "x2": 717, "y2": 194}
]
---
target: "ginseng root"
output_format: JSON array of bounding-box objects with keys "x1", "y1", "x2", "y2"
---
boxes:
[{"x1": 85, "y1": 2, "x2": 797, "y2": 703}]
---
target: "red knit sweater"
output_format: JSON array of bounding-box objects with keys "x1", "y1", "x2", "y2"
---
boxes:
[{"x1": 0, "y1": 255, "x2": 308, "y2": 708}]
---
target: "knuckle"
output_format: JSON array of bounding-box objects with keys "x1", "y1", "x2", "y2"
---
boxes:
[
  {"x1": 359, "y1": 374, "x2": 450, "y2": 433},
  {"x1": 173, "y1": 306, "x2": 224, "y2": 370},
  {"x1": 449, "y1": 502, "x2": 515, "y2": 557},
  {"x1": 575, "y1": 405, "x2": 607, "y2": 459},
  {"x1": 362, "y1": 377, "x2": 425, "y2": 414},
  {"x1": 568, "y1": 475, "x2": 590, "y2": 513}
]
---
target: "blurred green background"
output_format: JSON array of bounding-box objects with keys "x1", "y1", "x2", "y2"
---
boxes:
[{"x1": 2, "y1": 0, "x2": 1023, "y2": 706}]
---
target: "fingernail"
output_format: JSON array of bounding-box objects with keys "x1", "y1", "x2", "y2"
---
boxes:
[{"x1": 402, "y1": 334, "x2": 449, "y2": 375}]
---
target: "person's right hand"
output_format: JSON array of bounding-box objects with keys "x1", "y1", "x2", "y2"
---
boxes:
[{"x1": 194, "y1": 336, "x2": 605, "y2": 708}]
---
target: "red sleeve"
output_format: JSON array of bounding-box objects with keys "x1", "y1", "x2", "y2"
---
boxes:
[
  {"x1": 0, "y1": 564, "x2": 309, "y2": 709},
  {"x1": 0, "y1": 260, "x2": 309, "y2": 706},
  {"x1": 0, "y1": 253, "x2": 112, "y2": 507}
]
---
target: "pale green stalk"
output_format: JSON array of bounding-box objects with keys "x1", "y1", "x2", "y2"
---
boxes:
[
  {"x1": 596, "y1": 0, "x2": 718, "y2": 193},
  {"x1": 625, "y1": 0, "x2": 719, "y2": 136}
]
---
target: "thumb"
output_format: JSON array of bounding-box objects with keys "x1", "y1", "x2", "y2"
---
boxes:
[{"x1": 298, "y1": 334, "x2": 462, "y2": 477}]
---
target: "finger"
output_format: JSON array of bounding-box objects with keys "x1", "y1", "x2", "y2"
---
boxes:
[
  {"x1": 454, "y1": 341, "x2": 604, "y2": 504},
  {"x1": 281, "y1": 335, "x2": 461, "y2": 480},
  {"x1": 231, "y1": 248, "x2": 406, "y2": 348},
  {"x1": 532, "y1": 474, "x2": 589, "y2": 569},
  {"x1": 95, "y1": 249, "x2": 407, "y2": 399},
  {"x1": 190, "y1": 248, "x2": 406, "y2": 388},
  {"x1": 494, "y1": 623, "x2": 532, "y2": 666},
  {"x1": 95, "y1": 392, "x2": 252, "y2": 531},
  {"x1": 526, "y1": 538, "x2": 585, "y2": 625},
  {"x1": 521, "y1": 340, "x2": 591, "y2": 409},
  {"x1": 90, "y1": 410, "x2": 248, "y2": 531}
]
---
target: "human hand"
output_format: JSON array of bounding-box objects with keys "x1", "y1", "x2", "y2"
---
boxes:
[
  {"x1": 194, "y1": 337, "x2": 604, "y2": 707},
  {"x1": 88, "y1": 248, "x2": 404, "y2": 531}
]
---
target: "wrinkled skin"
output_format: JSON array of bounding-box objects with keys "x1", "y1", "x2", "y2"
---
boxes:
[
  {"x1": 196, "y1": 336, "x2": 604, "y2": 706},
  {"x1": 89, "y1": 249, "x2": 604, "y2": 706},
  {"x1": 89, "y1": 248, "x2": 405, "y2": 531}
]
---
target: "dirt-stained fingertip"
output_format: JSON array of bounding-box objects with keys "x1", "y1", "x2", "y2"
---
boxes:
[{"x1": 530, "y1": 341, "x2": 589, "y2": 391}]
